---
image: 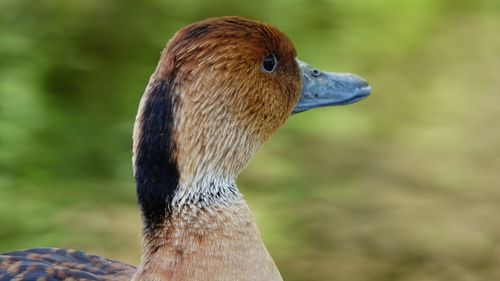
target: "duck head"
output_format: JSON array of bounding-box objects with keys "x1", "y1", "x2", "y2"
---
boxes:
[
  {"x1": 131, "y1": 16, "x2": 370, "y2": 281},
  {"x1": 133, "y1": 16, "x2": 370, "y2": 232}
]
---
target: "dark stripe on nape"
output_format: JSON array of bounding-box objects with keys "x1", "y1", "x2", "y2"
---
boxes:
[
  {"x1": 134, "y1": 78, "x2": 180, "y2": 236},
  {"x1": 184, "y1": 24, "x2": 213, "y2": 41}
]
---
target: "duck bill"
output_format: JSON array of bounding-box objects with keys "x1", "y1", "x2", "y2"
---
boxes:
[{"x1": 292, "y1": 60, "x2": 371, "y2": 114}]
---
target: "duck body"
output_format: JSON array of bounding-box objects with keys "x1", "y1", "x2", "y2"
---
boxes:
[
  {"x1": 0, "y1": 248, "x2": 134, "y2": 281},
  {"x1": 0, "y1": 16, "x2": 370, "y2": 281}
]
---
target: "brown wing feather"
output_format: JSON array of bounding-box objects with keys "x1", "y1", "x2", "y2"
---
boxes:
[{"x1": 0, "y1": 248, "x2": 136, "y2": 281}]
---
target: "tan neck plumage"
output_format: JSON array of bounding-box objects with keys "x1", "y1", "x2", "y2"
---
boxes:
[{"x1": 132, "y1": 194, "x2": 283, "y2": 281}]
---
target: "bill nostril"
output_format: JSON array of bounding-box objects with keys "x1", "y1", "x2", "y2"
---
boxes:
[{"x1": 311, "y1": 69, "x2": 322, "y2": 77}]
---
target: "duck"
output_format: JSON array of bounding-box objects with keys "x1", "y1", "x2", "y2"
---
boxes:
[{"x1": 0, "y1": 16, "x2": 370, "y2": 281}]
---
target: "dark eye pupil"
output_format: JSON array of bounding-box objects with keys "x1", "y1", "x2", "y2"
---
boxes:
[{"x1": 262, "y1": 54, "x2": 277, "y2": 73}]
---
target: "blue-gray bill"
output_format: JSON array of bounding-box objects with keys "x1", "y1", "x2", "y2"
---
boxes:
[{"x1": 292, "y1": 60, "x2": 371, "y2": 114}]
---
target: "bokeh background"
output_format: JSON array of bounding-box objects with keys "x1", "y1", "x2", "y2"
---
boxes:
[{"x1": 1, "y1": 0, "x2": 500, "y2": 280}]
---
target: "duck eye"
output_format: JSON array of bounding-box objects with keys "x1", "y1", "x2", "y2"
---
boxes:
[{"x1": 261, "y1": 54, "x2": 277, "y2": 73}]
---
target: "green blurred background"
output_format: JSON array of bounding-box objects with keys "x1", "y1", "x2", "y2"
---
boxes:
[{"x1": 1, "y1": 0, "x2": 500, "y2": 280}]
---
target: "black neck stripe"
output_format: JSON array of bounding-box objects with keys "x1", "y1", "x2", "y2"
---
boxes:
[{"x1": 134, "y1": 78, "x2": 180, "y2": 236}]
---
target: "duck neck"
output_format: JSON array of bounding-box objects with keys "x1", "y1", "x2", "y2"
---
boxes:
[
  {"x1": 132, "y1": 181, "x2": 282, "y2": 281},
  {"x1": 132, "y1": 78, "x2": 282, "y2": 281}
]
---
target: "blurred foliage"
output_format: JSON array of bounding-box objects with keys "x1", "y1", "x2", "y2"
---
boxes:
[{"x1": 1, "y1": 0, "x2": 500, "y2": 280}]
